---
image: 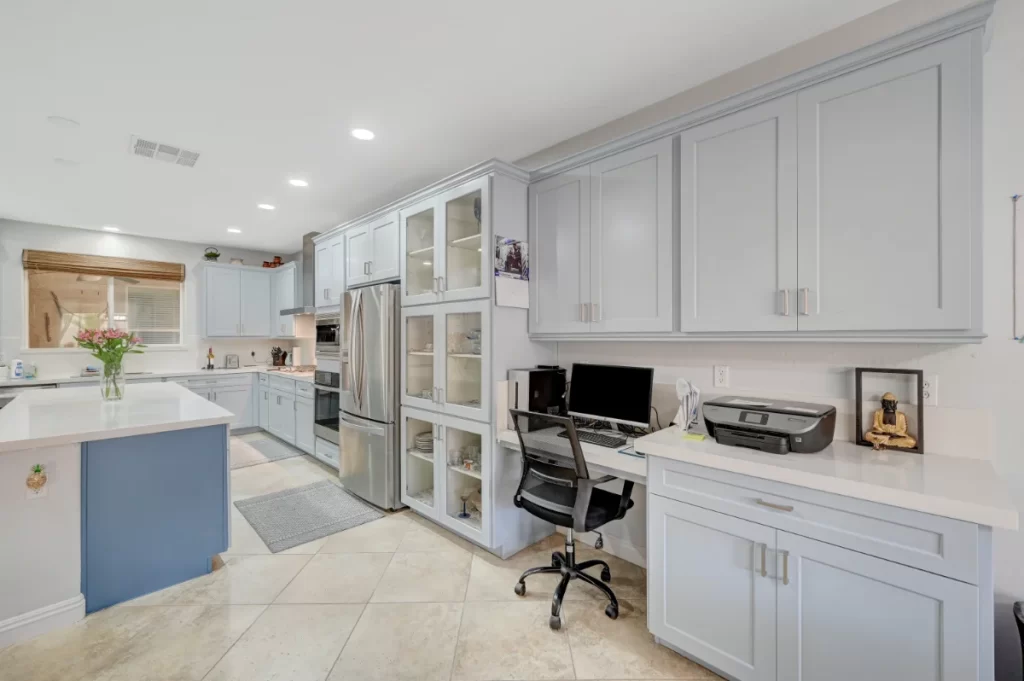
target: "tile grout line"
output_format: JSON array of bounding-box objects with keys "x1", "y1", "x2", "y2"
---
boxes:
[
  {"x1": 198, "y1": 603, "x2": 269, "y2": 681},
  {"x1": 323, "y1": 601, "x2": 368, "y2": 681}
]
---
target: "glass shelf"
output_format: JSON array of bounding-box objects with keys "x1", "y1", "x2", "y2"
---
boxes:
[
  {"x1": 405, "y1": 315, "x2": 435, "y2": 403},
  {"x1": 448, "y1": 464, "x2": 482, "y2": 480},
  {"x1": 445, "y1": 310, "x2": 482, "y2": 411},
  {"x1": 404, "y1": 206, "x2": 435, "y2": 298},
  {"x1": 445, "y1": 189, "x2": 483, "y2": 294},
  {"x1": 404, "y1": 414, "x2": 436, "y2": 510}
]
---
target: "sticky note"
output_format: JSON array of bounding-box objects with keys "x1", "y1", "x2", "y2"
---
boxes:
[{"x1": 682, "y1": 433, "x2": 706, "y2": 441}]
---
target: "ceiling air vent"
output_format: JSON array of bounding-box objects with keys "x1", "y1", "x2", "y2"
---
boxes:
[{"x1": 130, "y1": 135, "x2": 200, "y2": 168}]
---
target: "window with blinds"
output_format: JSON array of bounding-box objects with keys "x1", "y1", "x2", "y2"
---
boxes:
[{"x1": 23, "y1": 249, "x2": 184, "y2": 349}]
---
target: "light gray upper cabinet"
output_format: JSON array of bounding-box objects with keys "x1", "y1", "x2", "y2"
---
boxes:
[
  {"x1": 201, "y1": 264, "x2": 272, "y2": 338},
  {"x1": 796, "y1": 33, "x2": 976, "y2": 332},
  {"x1": 528, "y1": 167, "x2": 591, "y2": 335},
  {"x1": 589, "y1": 138, "x2": 674, "y2": 333},
  {"x1": 529, "y1": 138, "x2": 673, "y2": 334},
  {"x1": 776, "y1": 531, "x2": 978, "y2": 681},
  {"x1": 239, "y1": 269, "x2": 271, "y2": 337},
  {"x1": 345, "y1": 224, "x2": 371, "y2": 289},
  {"x1": 272, "y1": 264, "x2": 296, "y2": 338},
  {"x1": 369, "y1": 212, "x2": 401, "y2": 282},
  {"x1": 679, "y1": 96, "x2": 798, "y2": 332},
  {"x1": 314, "y1": 240, "x2": 333, "y2": 308}
]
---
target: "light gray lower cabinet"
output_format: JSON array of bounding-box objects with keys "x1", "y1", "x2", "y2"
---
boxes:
[
  {"x1": 259, "y1": 386, "x2": 270, "y2": 430},
  {"x1": 649, "y1": 491, "x2": 981, "y2": 681},
  {"x1": 268, "y1": 389, "x2": 296, "y2": 445},
  {"x1": 294, "y1": 395, "x2": 315, "y2": 454}
]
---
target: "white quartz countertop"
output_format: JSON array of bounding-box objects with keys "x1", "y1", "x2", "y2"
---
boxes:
[
  {"x1": 0, "y1": 382, "x2": 234, "y2": 453},
  {"x1": 0, "y1": 366, "x2": 314, "y2": 389},
  {"x1": 635, "y1": 427, "x2": 1018, "y2": 530}
]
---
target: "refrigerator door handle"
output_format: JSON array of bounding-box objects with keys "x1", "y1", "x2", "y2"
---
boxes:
[{"x1": 339, "y1": 414, "x2": 386, "y2": 436}]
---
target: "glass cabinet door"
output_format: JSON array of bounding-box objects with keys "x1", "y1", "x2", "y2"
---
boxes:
[
  {"x1": 400, "y1": 407, "x2": 439, "y2": 516},
  {"x1": 441, "y1": 300, "x2": 490, "y2": 422},
  {"x1": 401, "y1": 307, "x2": 440, "y2": 412},
  {"x1": 440, "y1": 177, "x2": 489, "y2": 302},
  {"x1": 401, "y1": 198, "x2": 439, "y2": 305},
  {"x1": 439, "y1": 416, "x2": 490, "y2": 543}
]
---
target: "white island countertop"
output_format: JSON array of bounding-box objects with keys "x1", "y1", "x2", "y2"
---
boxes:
[
  {"x1": 635, "y1": 426, "x2": 1018, "y2": 530},
  {"x1": 0, "y1": 382, "x2": 233, "y2": 453}
]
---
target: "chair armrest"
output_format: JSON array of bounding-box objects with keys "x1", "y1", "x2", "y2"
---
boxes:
[{"x1": 617, "y1": 481, "x2": 635, "y2": 518}]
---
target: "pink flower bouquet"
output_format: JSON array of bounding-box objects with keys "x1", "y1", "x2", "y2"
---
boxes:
[{"x1": 74, "y1": 329, "x2": 145, "y2": 400}]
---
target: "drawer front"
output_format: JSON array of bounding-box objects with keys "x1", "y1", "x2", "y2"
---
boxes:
[
  {"x1": 187, "y1": 375, "x2": 252, "y2": 389},
  {"x1": 295, "y1": 382, "x2": 315, "y2": 398},
  {"x1": 258, "y1": 374, "x2": 269, "y2": 385},
  {"x1": 268, "y1": 375, "x2": 297, "y2": 393},
  {"x1": 649, "y1": 456, "x2": 979, "y2": 584}
]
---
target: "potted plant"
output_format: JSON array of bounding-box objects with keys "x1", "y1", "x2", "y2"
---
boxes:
[
  {"x1": 204, "y1": 247, "x2": 221, "y2": 262},
  {"x1": 74, "y1": 329, "x2": 145, "y2": 401}
]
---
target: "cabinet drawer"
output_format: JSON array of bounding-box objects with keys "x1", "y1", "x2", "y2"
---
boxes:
[
  {"x1": 648, "y1": 456, "x2": 979, "y2": 584},
  {"x1": 187, "y1": 375, "x2": 252, "y2": 389},
  {"x1": 268, "y1": 375, "x2": 297, "y2": 393},
  {"x1": 295, "y1": 382, "x2": 315, "y2": 398}
]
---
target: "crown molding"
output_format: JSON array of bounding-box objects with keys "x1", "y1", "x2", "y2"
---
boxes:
[{"x1": 528, "y1": 0, "x2": 996, "y2": 182}]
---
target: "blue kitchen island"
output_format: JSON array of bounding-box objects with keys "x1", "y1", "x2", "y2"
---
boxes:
[{"x1": 0, "y1": 383, "x2": 233, "y2": 646}]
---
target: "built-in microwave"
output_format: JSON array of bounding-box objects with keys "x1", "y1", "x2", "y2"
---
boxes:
[{"x1": 315, "y1": 313, "x2": 341, "y2": 357}]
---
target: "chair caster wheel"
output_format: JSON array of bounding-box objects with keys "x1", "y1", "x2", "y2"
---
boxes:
[
  {"x1": 605, "y1": 603, "x2": 619, "y2": 620},
  {"x1": 594, "y1": 536, "x2": 604, "y2": 550},
  {"x1": 549, "y1": 615, "x2": 562, "y2": 630},
  {"x1": 601, "y1": 568, "x2": 612, "y2": 582},
  {"x1": 551, "y1": 552, "x2": 561, "y2": 568},
  {"x1": 514, "y1": 582, "x2": 526, "y2": 597}
]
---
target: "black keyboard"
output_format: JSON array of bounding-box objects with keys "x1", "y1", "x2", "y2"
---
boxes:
[{"x1": 557, "y1": 429, "x2": 627, "y2": 448}]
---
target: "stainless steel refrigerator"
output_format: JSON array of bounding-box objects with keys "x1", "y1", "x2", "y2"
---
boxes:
[{"x1": 339, "y1": 283, "x2": 402, "y2": 510}]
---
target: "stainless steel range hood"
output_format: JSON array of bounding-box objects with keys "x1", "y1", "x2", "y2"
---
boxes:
[{"x1": 281, "y1": 231, "x2": 319, "y2": 315}]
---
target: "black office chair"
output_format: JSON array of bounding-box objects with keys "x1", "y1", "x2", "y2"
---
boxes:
[
  {"x1": 509, "y1": 409, "x2": 635, "y2": 630},
  {"x1": 1015, "y1": 601, "x2": 1024, "y2": 678}
]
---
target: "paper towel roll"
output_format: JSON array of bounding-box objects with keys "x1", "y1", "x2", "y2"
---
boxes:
[{"x1": 291, "y1": 346, "x2": 302, "y2": 367}]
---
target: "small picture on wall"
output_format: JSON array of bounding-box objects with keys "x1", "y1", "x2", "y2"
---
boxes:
[{"x1": 494, "y1": 236, "x2": 528, "y2": 281}]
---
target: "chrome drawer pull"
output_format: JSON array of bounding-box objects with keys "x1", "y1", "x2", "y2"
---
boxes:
[
  {"x1": 781, "y1": 550, "x2": 790, "y2": 586},
  {"x1": 755, "y1": 498, "x2": 794, "y2": 513},
  {"x1": 759, "y1": 543, "x2": 767, "y2": 578}
]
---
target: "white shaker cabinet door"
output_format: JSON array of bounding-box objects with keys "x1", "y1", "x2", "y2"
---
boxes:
[
  {"x1": 590, "y1": 137, "x2": 674, "y2": 333},
  {"x1": 528, "y1": 167, "x2": 591, "y2": 334},
  {"x1": 648, "y1": 494, "x2": 776, "y2": 681},
  {"x1": 679, "y1": 96, "x2": 798, "y2": 332},
  {"x1": 294, "y1": 396, "x2": 315, "y2": 454},
  {"x1": 239, "y1": 270, "x2": 271, "y2": 337},
  {"x1": 345, "y1": 224, "x2": 371, "y2": 289},
  {"x1": 369, "y1": 211, "x2": 401, "y2": 282},
  {"x1": 204, "y1": 268, "x2": 241, "y2": 336},
  {"x1": 796, "y1": 33, "x2": 976, "y2": 332},
  {"x1": 329, "y1": 237, "x2": 346, "y2": 305},
  {"x1": 776, "y1": 531, "x2": 979, "y2": 681},
  {"x1": 259, "y1": 387, "x2": 270, "y2": 430},
  {"x1": 213, "y1": 385, "x2": 253, "y2": 430},
  {"x1": 314, "y1": 242, "x2": 332, "y2": 308}
]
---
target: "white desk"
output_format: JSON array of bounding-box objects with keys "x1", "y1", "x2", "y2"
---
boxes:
[{"x1": 495, "y1": 427, "x2": 646, "y2": 484}]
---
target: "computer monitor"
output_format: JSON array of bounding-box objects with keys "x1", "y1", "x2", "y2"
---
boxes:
[{"x1": 567, "y1": 363, "x2": 654, "y2": 429}]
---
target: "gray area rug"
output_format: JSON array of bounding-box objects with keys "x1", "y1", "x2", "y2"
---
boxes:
[
  {"x1": 230, "y1": 436, "x2": 303, "y2": 470},
  {"x1": 234, "y1": 480, "x2": 384, "y2": 552}
]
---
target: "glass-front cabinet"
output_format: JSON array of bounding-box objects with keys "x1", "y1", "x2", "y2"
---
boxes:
[
  {"x1": 399, "y1": 177, "x2": 491, "y2": 307},
  {"x1": 401, "y1": 406, "x2": 490, "y2": 546},
  {"x1": 401, "y1": 407, "x2": 439, "y2": 516},
  {"x1": 400, "y1": 300, "x2": 490, "y2": 423}
]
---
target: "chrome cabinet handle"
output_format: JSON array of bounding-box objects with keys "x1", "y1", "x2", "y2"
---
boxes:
[
  {"x1": 438, "y1": 387, "x2": 444, "y2": 403},
  {"x1": 433, "y1": 277, "x2": 439, "y2": 294},
  {"x1": 781, "y1": 550, "x2": 790, "y2": 586},
  {"x1": 581, "y1": 303, "x2": 589, "y2": 323},
  {"x1": 758, "y1": 543, "x2": 767, "y2": 578},
  {"x1": 800, "y1": 288, "x2": 810, "y2": 316},
  {"x1": 439, "y1": 276, "x2": 445, "y2": 292},
  {"x1": 592, "y1": 303, "x2": 600, "y2": 322},
  {"x1": 755, "y1": 498, "x2": 794, "y2": 513},
  {"x1": 780, "y1": 289, "x2": 790, "y2": 316}
]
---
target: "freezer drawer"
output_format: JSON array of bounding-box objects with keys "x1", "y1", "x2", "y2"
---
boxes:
[{"x1": 338, "y1": 412, "x2": 400, "y2": 510}]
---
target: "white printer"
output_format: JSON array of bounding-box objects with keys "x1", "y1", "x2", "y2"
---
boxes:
[{"x1": 702, "y1": 396, "x2": 836, "y2": 454}]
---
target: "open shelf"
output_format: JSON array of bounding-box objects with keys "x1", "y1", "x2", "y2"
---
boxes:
[
  {"x1": 448, "y1": 510, "x2": 482, "y2": 532},
  {"x1": 448, "y1": 233, "x2": 481, "y2": 251},
  {"x1": 409, "y1": 449, "x2": 435, "y2": 464},
  {"x1": 448, "y1": 464, "x2": 482, "y2": 480},
  {"x1": 448, "y1": 353, "x2": 481, "y2": 359},
  {"x1": 408, "y1": 351, "x2": 434, "y2": 357},
  {"x1": 407, "y1": 245, "x2": 434, "y2": 256}
]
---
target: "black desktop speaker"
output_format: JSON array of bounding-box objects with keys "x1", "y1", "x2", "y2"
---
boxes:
[{"x1": 507, "y1": 366, "x2": 567, "y2": 431}]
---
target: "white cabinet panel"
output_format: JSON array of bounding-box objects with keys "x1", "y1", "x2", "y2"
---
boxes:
[
  {"x1": 204, "y1": 268, "x2": 241, "y2": 337},
  {"x1": 797, "y1": 35, "x2": 974, "y2": 332},
  {"x1": 239, "y1": 269, "x2": 271, "y2": 337},
  {"x1": 314, "y1": 243, "x2": 332, "y2": 308},
  {"x1": 213, "y1": 385, "x2": 253, "y2": 430},
  {"x1": 329, "y1": 237, "x2": 345, "y2": 306},
  {"x1": 528, "y1": 167, "x2": 590, "y2": 334},
  {"x1": 590, "y1": 137, "x2": 674, "y2": 333},
  {"x1": 369, "y1": 211, "x2": 400, "y2": 282},
  {"x1": 273, "y1": 265, "x2": 296, "y2": 337},
  {"x1": 648, "y1": 494, "x2": 776, "y2": 681},
  {"x1": 680, "y1": 96, "x2": 798, "y2": 332},
  {"x1": 269, "y1": 389, "x2": 296, "y2": 444},
  {"x1": 776, "y1": 531, "x2": 979, "y2": 681},
  {"x1": 259, "y1": 386, "x2": 270, "y2": 430},
  {"x1": 345, "y1": 224, "x2": 371, "y2": 289},
  {"x1": 295, "y1": 395, "x2": 315, "y2": 454}
]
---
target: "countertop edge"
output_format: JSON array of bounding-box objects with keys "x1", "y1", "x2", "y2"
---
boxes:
[
  {"x1": 0, "y1": 415, "x2": 234, "y2": 453},
  {"x1": 638, "y1": 441, "x2": 1019, "y2": 531}
]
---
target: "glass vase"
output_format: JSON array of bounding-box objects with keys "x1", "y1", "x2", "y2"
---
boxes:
[{"x1": 101, "y1": 361, "x2": 125, "y2": 401}]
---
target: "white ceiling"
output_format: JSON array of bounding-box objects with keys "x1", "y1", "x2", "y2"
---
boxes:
[{"x1": 0, "y1": 0, "x2": 899, "y2": 253}]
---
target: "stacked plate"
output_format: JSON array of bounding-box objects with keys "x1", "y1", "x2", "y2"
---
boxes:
[{"x1": 413, "y1": 432, "x2": 434, "y2": 454}]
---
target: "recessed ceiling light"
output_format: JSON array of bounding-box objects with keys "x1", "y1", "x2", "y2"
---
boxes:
[
  {"x1": 101, "y1": 225, "x2": 120, "y2": 232},
  {"x1": 257, "y1": 204, "x2": 275, "y2": 210},
  {"x1": 288, "y1": 178, "x2": 309, "y2": 187},
  {"x1": 47, "y1": 115, "x2": 80, "y2": 128},
  {"x1": 351, "y1": 128, "x2": 375, "y2": 141},
  {"x1": 227, "y1": 227, "x2": 242, "y2": 234}
]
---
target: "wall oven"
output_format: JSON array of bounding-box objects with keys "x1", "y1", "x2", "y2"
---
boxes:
[
  {"x1": 315, "y1": 313, "x2": 341, "y2": 357},
  {"x1": 313, "y1": 369, "x2": 341, "y2": 446}
]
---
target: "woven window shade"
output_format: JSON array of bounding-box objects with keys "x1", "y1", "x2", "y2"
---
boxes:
[{"x1": 22, "y1": 249, "x2": 185, "y2": 282}]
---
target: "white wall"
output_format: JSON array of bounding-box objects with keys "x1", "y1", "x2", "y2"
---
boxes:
[
  {"x1": 0, "y1": 219, "x2": 315, "y2": 378},
  {"x1": 529, "y1": 0, "x2": 1024, "y2": 676}
]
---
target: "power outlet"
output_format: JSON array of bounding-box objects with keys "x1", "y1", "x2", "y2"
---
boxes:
[
  {"x1": 713, "y1": 365, "x2": 730, "y2": 388},
  {"x1": 923, "y1": 374, "x2": 938, "y2": 406}
]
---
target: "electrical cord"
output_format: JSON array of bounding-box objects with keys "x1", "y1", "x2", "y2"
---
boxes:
[{"x1": 651, "y1": 405, "x2": 662, "y2": 430}]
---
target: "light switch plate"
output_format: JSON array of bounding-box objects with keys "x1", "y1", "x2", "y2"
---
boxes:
[{"x1": 923, "y1": 374, "x2": 938, "y2": 406}]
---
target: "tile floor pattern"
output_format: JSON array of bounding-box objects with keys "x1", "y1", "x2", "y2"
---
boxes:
[{"x1": 0, "y1": 435, "x2": 722, "y2": 681}]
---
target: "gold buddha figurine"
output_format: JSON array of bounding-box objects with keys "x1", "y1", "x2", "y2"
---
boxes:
[{"x1": 864, "y1": 392, "x2": 917, "y2": 450}]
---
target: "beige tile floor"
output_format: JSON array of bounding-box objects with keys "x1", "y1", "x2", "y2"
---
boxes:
[{"x1": 0, "y1": 435, "x2": 722, "y2": 681}]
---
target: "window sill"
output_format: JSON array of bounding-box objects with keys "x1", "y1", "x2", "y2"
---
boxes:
[{"x1": 19, "y1": 345, "x2": 191, "y2": 355}]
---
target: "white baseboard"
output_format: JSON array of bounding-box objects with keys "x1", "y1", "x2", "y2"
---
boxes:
[
  {"x1": 557, "y1": 527, "x2": 646, "y2": 568},
  {"x1": 0, "y1": 594, "x2": 85, "y2": 650}
]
